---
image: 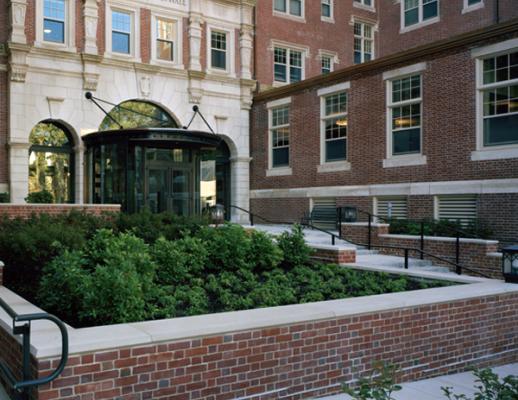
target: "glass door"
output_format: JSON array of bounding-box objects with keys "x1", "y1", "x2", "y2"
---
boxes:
[
  {"x1": 171, "y1": 169, "x2": 192, "y2": 216},
  {"x1": 147, "y1": 167, "x2": 169, "y2": 213}
]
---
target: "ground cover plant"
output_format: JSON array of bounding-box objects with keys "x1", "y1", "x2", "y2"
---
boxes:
[
  {"x1": 387, "y1": 218, "x2": 493, "y2": 239},
  {"x1": 31, "y1": 220, "x2": 450, "y2": 327}
]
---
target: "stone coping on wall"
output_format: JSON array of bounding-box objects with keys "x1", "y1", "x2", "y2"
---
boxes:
[
  {"x1": 341, "y1": 222, "x2": 390, "y2": 228},
  {"x1": 1, "y1": 280, "x2": 517, "y2": 360},
  {"x1": 311, "y1": 244, "x2": 357, "y2": 251}
]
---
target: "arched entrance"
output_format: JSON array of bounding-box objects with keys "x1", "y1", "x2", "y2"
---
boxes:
[
  {"x1": 83, "y1": 100, "x2": 231, "y2": 215},
  {"x1": 28, "y1": 120, "x2": 75, "y2": 203}
]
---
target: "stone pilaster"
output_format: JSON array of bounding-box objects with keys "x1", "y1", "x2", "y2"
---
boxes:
[
  {"x1": 9, "y1": 0, "x2": 27, "y2": 44},
  {"x1": 83, "y1": 0, "x2": 99, "y2": 55}
]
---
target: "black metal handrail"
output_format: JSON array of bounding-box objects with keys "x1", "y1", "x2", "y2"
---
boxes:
[
  {"x1": 337, "y1": 207, "x2": 492, "y2": 278},
  {"x1": 230, "y1": 205, "x2": 342, "y2": 246},
  {"x1": 0, "y1": 296, "x2": 68, "y2": 399}
]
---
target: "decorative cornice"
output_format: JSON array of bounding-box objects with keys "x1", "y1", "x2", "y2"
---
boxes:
[
  {"x1": 254, "y1": 17, "x2": 518, "y2": 102},
  {"x1": 188, "y1": 70, "x2": 206, "y2": 80}
]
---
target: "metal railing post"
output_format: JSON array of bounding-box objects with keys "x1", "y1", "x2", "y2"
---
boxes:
[
  {"x1": 367, "y1": 215, "x2": 372, "y2": 250},
  {"x1": 456, "y1": 232, "x2": 461, "y2": 274},
  {"x1": 404, "y1": 248, "x2": 409, "y2": 269},
  {"x1": 337, "y1": 207, "x2": 342, "y2": 239},
  {"x1": 332, "y1": 235, "x2": 335, "y2": 246},
  {"x1": 250, "y1": 213, "x2": 254, "y2": 226},
  {"x1": 420, "y1": 221, "x2": 424, "y2": 260}
]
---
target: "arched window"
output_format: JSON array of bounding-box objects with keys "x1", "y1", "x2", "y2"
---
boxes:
[
  {"x1": 29, "y1": 121, "x2": 74, "y2": 203},
  {"x1": 99, "y1": 100, "x2": 179, "y2": 131}
]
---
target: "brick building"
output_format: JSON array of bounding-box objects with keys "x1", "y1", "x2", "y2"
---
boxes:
[{"x1": 250, "y1": 18, "x2": 518, "y2": 244}]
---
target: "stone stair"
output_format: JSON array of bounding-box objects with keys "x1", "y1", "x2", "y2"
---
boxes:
[{"x1": 243, "y1": 224, "x2": 453, "y2": 274}]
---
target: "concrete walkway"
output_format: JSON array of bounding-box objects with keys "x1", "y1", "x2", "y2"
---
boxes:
[{"x1": 320, "y1": 363, "x2": 518, "y2": 399}]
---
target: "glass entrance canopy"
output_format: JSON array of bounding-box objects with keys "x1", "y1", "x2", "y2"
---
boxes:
[{"x1": 83, "y1": 128, "x2": 230, "y2": 215}]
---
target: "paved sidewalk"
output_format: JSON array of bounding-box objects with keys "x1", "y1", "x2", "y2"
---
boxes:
[{"x1": 320, "y1": 363, "x2": 518, "y2": 399}]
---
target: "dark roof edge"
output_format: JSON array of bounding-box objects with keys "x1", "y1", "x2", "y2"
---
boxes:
[{"x1": 253, "y1": 18, "x2": 518, "y2": 103}]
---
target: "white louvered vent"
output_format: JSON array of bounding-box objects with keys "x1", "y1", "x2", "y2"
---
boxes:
[
  {"x1": 437, "y1": 195, "x2": 478, "y2": 226},
  {"x1": 376, "y1": 196, "x2": 408, "y2": 219}
]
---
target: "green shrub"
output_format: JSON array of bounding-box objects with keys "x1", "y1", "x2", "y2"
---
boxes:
[
  {"x1": 25, "y1": 190, "x2": 54, "y2": 203},
  {"x1": 249, "y1": 269, "x2": 297, "y2": 307},
  {"x1": 277, "y1": 225, "x2": 313, "y2": 269},
  {"x1": 205, "y1": 270, "x2": 257, "y2": 312},
  {"x1": 387, "y1": 218, "x2": 493, "y2": 239},
  {"x1": 249, "y1": 230, "x2": 283, "y2": 272},
  {"x1": 0, "y1": 192, "x2": 9, "y2": 203},
  {"x1": 342, "y1": 362, "x2": 402, "y2": 400},
  {"x1": 442, "y1": 369, "x2": 518, "y2": 400}
]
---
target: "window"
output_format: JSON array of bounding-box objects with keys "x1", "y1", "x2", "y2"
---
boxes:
[
  {"x1": 156, "y1": 18, "x2": 175, "y2": 61},
  {"x1": 467, "y1": 0, "x2": 482, "y2": 5},
  {"x1": 43, "y1": 0, "x2": 66, "y2": 43},
  {"x1": 270, "y1": 106, "x2": 290, "y2": 168},
  {"x1": 274, "y1": 47, "x2": 303, "y2": 83},
  {"x1": 354, "y1": 0, "x2": 373, "y2": 7},
  {"x1": 274, "y1": 0, "x2": 303, "y2": 17},
  {"x1": 322, "y1": 92, "x2": 347, "y2": 162},
  {"x1": 321, "y1": 0, "x2": 332, "y2": 18},
  {"x1": 388, "y1": 74, "x2": 422, "y2": 156},
  {"x1": 99, "y1": 100, "x2": 178, "y2": 131},
  {"x1": 321, "y1": 56, "x2": 332, "y2": 74},
  {"x1": 112, "y1": 10, "x2": 131, "y2": 54},
  {"x1": 436, "y1": 195, "x2": 477, "y2": 227},
  {"x1": 375, "y1": 197, "x2": 408, "y2": 219},
  {"x1": 354, "y1": 22, "x2": 374, "y2": 64},
  {"x1": 29, "y1": 122, "x2": 74, "y2": 203},
  {"x1": 480, "y1": 50, "x2": 518, "y2": 147},
  {"x1": 403, "y1": 0, "x2": 438, "y2": 28},
  {"x1": 211, "y1": 31, "x2": 227, "y2": 70}
]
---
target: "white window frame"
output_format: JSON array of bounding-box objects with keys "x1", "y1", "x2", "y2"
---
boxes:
[
  {"x1": 400, "y1": 0, "x2": 440, "y2": 33},
  {"x1": 151, "y1": 13, "x2": 183, "y2": 68},
  {"x1": 471, "y1": 38, "x2": 518, "y2": 161},
  {"x1": 383, "y1": 62, "x2": 428, "y2": 168},
  {"x1": 321, "y1": 0, "x2": 334, "y2": 23},
  {"x1": 353, "y1": 0, "x2": 375, "y2": 12},
  {"x1": 321, "y1": 55, "x2": 332, "y2": 74},
  {"x1": 106, "y1": 4, "x2": 140, "y2": 60},
  {"x1": 353, "y1": 21, "x2": 375, "y2": 64},
  {"x1": 206, "y1": 25, "x2": 235, "y2": 76},
  {"x1": 36, "y1": 0, "x2": 76, "y2": 51},
  {"x1": 272, "y1": 43, "x2": 306, "y2": 86},
  {"x1": 273, "y1": 0, "x2": 305, "y2": 22},
  {"x1": 267, "y1": 97, "x2": 292, "y2": 176},
  {"x1": 462, "y1": 0, "x2": 484, "y2": 14},
  {"x1": 317, "y1": 82, "x2": 351, "y2": 173}
]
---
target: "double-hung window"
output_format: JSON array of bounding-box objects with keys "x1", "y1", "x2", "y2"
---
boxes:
[
  {"x1": 388, "y1": 75, "x2": 422, "y2": 156},
  {"x1": 322, "y1": 92, "x2": 348, "y2": 162},
  {"x1": 403, "y1": 0, "x2": 439, "y2": 28},
  {"x1": 43, "y1": 0, "x2": 66, "y2": 43},
  {"x1": 156, "y1": 19, "x2": 175, "y2": 62},
  {"x1": 274, "y1": 0, "x2": 303, "y2": 17},
  {"x1": 354, "y1": 0, "x2": 373, "y2": 7},
  {"x1": 270, "y1": 106, "x2": 290, "y2": 168},
  {"x1": 274, "y1": 47, "x2": 303, "y2": 84},
  {"x1": 211, "y1": 31, "x2": 227, "y2": 70},
  {"x1": 321, "y1": 56, "x2": 332, "y2": 74},
  {"x1": 354, "y1": 22, "x2": 374, "y2": 64},
  {"x1": 112, "y1": 10, "x2": 131, "y2": 54},
  {"x1": 321, "y1": 0, "x2": 332, "y2": 18},
  {"x1": 479, "y1": 50, "x2": 518, "y2": 147}
]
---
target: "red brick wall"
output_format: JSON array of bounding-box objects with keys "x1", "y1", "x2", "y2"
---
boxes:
[
  {"x1": 250, "y1": 197, "x2": 310, "y2": 224},
  {"x1": 97, "y1": 0, "x2": 106, "y2": 55},
  {"x1": 378, "y1": 0, "x2": 518, "y2": 58},
  {"x1": 254, "y1": 0, "x2": 378, "y2": 89},
  {"x1": 140, "y1": 8, "x2": 151, "y2": 64},
  {"x1": 25, "y1": 0, "x2": 36, "y2": 45},
  {"x1": 0, "y1": 204, "x2": 121, "y2": 219},
  {"x1": 0, "y1": 70, "x2": 7, "y2": 186},
  {"x1": 76, "y1": 0, "x2": 84, "y2": 53},
  {"x1": 479, "y1": 194, "x2": 518, "y2": 246},
  {"x1": 30, "y1": 291, "x2": 518, "y2": 400}
]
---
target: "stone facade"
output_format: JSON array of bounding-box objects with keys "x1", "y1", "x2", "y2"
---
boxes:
[{"x1": 0, "y1": 0, "x2": 256, "y2": 222}]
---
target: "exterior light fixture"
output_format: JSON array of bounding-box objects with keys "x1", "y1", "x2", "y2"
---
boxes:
[
  {"x1": 210, "y1": 204, "x2": 225, "y2": 226},
  {"x1": 341, "y1": 206, "x2": 358, "y2": 223},
  {"x1": 502, "y1": 246, "x2": 518, "y2": 283}
]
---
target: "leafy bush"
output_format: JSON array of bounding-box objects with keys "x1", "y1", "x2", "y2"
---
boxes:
[
  {"x1": 277, "y1": 224, "x2": 313, "y2": 269},
  {"x1": 25, "y1": 190, "x2": 54, "y2": 203},
  {"x1": 442, "y1": 368, "x2": 518, "y2": 400},
  {"x1": 343, "y1": 362, "x2": 402, "y2": 400},
  {"x1": 0, "y1": 192, "x2": 9, "y2": 203},
  {"x1": 388, "y1": 218, "x2": 493, "y2": 239}
]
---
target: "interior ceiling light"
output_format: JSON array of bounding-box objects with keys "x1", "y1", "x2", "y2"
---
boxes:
[{"x1": 336, "y1": 118, "x2": 348, "y2": 126}]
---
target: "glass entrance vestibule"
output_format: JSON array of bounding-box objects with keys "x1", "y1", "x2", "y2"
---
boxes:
[{"x1": 83, "y1": 128, "x2": 230, "y2": 216}]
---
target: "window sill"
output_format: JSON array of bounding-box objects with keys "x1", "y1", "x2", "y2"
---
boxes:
[
  {"x1": 105, "y1": 52, "x2": 142, "y2": 63},
  {"x1": 272, "y1": 11, "x2": 306, "y2": 23},
  {"x1": 353, "y1": 2, "x2": 376, "y2": 13},
  {"x1": 321, "y1": 16, "x2": 335, "y2": 23},
  {"x1": 150, "y1": 59, "x2": 184, "y2": 69},
  {"x1": 266, "y1": 167, "x2": 292, "y2": 177},
  {"x1": 34, "y1": 41, "x2": 77, "y2": 54},
  {"x1": 383, "y1": 154, "x2": 427, "y2": 168},
  {"x1": 462, "y1": 3, "x2": 484, "y2": 14},
  {"x1": 400, "y1": 17, "x2": 439, "y2": 34},
  {"x1": 317, "y1": 161, "x2": 351, "y2": 173},
  {"x1": 471, "y1": 147, "x2": 518, "y2": 161}
]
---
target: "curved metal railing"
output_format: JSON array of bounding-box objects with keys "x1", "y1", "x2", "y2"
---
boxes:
[{"x1": 0, "y1": 296, "x2": 68, "y2": 399}]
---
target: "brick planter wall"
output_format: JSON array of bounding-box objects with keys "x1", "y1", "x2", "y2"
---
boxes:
[
  {"x1": 0, "y1": 204, "x2": 121, "y2": 219},
  {"x1": 32, "y1": 290, "x2": 518, "y2": 400},
  {"x1": 341, "y1": 223, "x2": 389, "y2": 246},
  {"x1": 311, "y1": 246, "x2": 356, "y2": 264}
]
